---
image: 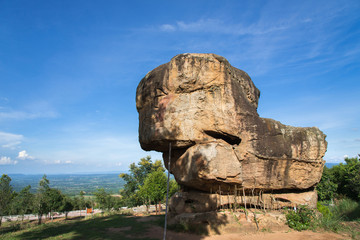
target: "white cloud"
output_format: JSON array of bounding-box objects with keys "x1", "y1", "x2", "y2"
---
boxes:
[
  {"x1": 0, "y1": 156, "x2": 18, "y2": 165},
  {"x1": 17, "y1": 150, "x2": 34, "y2": 160},
  {"x1": 115, "y1": 162, "x2": 122, "y2": 166},
  {"x1": 0, "y1": 131, "x2": 23, "y2": 149},
  {"x1": 64, "y1": 160, "x2": 73, "y2": 164}
]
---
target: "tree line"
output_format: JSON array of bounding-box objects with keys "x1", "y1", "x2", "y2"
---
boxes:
[
  {"x1": 0, "y1": 156, "x2": 179, "y2": 225},
  {"x1": 0, "y1": 174, "x2": 122, "y2": 226}
]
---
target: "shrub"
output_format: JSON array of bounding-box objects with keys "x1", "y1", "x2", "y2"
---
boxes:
[{"x1": 286, "y1": 205, "x2": 315, "y2": 231}]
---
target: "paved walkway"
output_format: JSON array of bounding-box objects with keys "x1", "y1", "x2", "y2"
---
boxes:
[{"x1": 1, "y1": 209, "x2": 102, "y2": 223}]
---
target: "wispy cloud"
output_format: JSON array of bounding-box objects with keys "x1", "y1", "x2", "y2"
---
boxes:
[
  {"x1": 0, "y1": 131, "x2": 23, "y2": 149},
  {"x1": 0, "y1": 156, "x2": 18, "y2": 165},
  {"x1": 44, "y1": 159, "x2": 73, "y2": 165},
  {"x1": 152, "y1": 1, "x2": 359, "y2": 79},
  {"x1": 159, "y1": 18, "x2": 289, "y2": 35},
  {"x1": 0, "y1": 100, "x2": 59, "y2": 121},
  {"x1": 0, "y1": 110, "x2": 58, "y2": 121}
]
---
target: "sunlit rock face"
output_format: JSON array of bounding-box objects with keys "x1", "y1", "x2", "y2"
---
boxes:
[{"x1": 136, "y1": 53, "x2": 327, "y2": 210}]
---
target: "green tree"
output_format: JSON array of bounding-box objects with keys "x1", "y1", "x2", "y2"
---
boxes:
[
  {"x1": 169, "y1": 179, "x2": 180, "y2": 197},
  {"x1": 60, "y1": 196, "x2": 74, "y2": 220},
  {"x1": 34, "y1": 174, "x2": 51, "y2": 224},
  {"x1": 79, "y1": 191, "x2": 85, "y2": 217},
  {"x1": 10, "y1": 185, "x2": 34, "y2": 219},
  {"x1": 94, "y1": 188, "x2": 114, "y2": 210},
  {"x1": 46, "y1": 188, "x2": 64, "y2": 220},
  {"x1": 332, "y1": 155, "x2": 360, "y2": 201},
  {"x1": 119, "y1": 156, "x2": 164, "y2": 207},
  {"x1": 317, "y1": 166, "x2": 338, "y2": 201},
  {"x1": 0, "y1": 174, "x2": 13, "y2": 227},
  {"x1": 140, "y1": 170, "x2": 167, "y2": 214},
  {"x1": 317, "y1": 154, "x2": 360, "y2": 202}
]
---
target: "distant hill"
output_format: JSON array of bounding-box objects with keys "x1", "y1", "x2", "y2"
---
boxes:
[
  {"x1": 325, "y1": 162, "x2": 340, "y2": 168},
  {"x1": 8, "y1": 173, "x2": 126, "y2": 196}
]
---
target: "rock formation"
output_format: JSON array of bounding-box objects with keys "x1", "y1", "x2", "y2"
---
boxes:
[{"x1": 136, "y1": 53, "x2": 327, "y2": 215}]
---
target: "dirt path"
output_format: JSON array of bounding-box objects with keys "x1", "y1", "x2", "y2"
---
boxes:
[
  {"x1": 143, "y1": 226, "x2": 349, "y2": 240},
  {"x1": 201, "y1": 230, "x2": 348, "y2": 240}
]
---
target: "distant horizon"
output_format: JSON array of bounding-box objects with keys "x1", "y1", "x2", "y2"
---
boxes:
[
  {"x1": 6, "y1": 171, "x2": 125, "y2": 176},
  {"x1": 2, "y1": 162, "x2": 343, "y2": 175}
]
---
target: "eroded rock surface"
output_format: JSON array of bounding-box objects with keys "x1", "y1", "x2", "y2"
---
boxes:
[{"x1": 136, "y1": 53, "x2": 327, "y2": 210}]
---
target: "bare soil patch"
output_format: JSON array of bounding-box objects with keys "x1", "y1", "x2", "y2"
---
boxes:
[
  {"x1": 142, "y1": 226, "x2": 348, "y2": 240},
  {"x1": 107, "y1": 226, "x2": 132, "y2": 233}
]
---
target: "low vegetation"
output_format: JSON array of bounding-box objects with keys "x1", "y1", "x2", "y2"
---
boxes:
[{"x1": 286, "y1": 205, "x2": 316, "y2": 231}]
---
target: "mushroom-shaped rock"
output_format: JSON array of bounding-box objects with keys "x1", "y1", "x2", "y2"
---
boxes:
[{"x1": 136, "y1": 53, "x2": 327, "y2": 211}]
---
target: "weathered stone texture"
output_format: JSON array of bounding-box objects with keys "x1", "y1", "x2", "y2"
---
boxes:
[{"x1": 136, "y1": 53, "x2": 327, "y2": 210}]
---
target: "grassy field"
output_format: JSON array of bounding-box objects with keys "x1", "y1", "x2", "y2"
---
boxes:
[{"x1": 0, "y1": 213, "x2": 163, "y2": 240}]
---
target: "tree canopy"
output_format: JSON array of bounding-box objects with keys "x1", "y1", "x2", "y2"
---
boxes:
[
  {"x1": 317, "y1": 154, "x2": 360, "y2": 201},
  {"x1": 119, "y1": 156, "x2": 165, "y2": 207}
]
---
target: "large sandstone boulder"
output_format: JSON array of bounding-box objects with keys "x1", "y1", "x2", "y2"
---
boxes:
[{"x1": 136, "y1": 53, "x2": 327, "y2": 210}]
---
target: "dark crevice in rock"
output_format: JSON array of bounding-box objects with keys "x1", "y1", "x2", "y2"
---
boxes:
[
  {"x1": 184, "y1": 199, "x2": 195, "y2": 204},
  {"x1": 262, "y1": 186, "x2": 316, "y2": 194},
  {"x1": 274, "y1": 197, "x2": 291, "y2": 203},
  {"x1": 204, "y1": 130, "x2": 241, "y2": 145}
]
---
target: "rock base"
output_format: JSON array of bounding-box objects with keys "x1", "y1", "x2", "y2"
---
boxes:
[
  {"x1": 169, "y1": 189, "x2": 317, "y2": 215},
  {"x1": 168, "y1": 210, "x2": 288, "y2": 234}
]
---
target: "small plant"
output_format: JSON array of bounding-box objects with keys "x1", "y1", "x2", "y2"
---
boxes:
[
  {"x1": 261, "y1": 227, "x2": 273, "y2": 233},
  {"x1": 317, "y1": 202, "x2": 332, "y2": 218},
  {"x1": 286, "y1": 205, "x2": 315, "y2": 231},
  {"x1": 231, "y1": 211, "x2": 241, "y2": 225}
]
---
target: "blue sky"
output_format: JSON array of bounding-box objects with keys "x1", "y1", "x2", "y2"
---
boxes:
[{"x1": 1, "y1": 0, "x2": 359, "y2": 174}]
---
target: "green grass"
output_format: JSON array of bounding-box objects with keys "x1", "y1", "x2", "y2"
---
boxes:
[
  {"x1": 0, "y1": 213, "x2": 163, "y2": 240},
  {"x1": 316, "y1": 199, "x2": 360, "y2": 239}
]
